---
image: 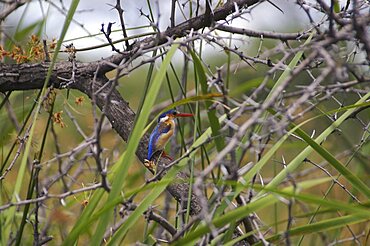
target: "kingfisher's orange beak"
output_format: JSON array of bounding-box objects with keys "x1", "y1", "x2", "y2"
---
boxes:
[{"x1": 175, "y1": 112, "x2": 193, "y2": 118}]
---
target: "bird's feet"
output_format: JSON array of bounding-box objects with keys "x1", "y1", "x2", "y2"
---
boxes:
[
  {"x1": 144, "y1": 159, "x2": 156, "y2": 173},
  {"x1": 161, "y1": 152, "x2": 173, "y2": 161}
]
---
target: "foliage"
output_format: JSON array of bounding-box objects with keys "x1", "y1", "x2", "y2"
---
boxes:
[{"x1": 0, "y1": 0, "x2": 369, "y2": 245}]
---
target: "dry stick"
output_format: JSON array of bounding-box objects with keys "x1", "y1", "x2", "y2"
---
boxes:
[
  {"x1": 296, "y1": 0, "x2": 322, "y2": 34},
  {"x1": 42, "y1": 39, "x2": 51, "y2": 62},
  {"x1": 0, "y1": 183, "x2": 103, "y2": 212},
  {"x1": 282, "y1": 156, "x2": 298, "y2": 246},
  {"x1": 0, "y1": 0, "x2": 29, "y2": 21},
  {"x1": 170, "y1": 0, "x2": 176, "y2": 27},
  {"x1": 283, "y1": 80, "x2": 369, "y2": 98},
  {"x1": 216, "y1": 24, "x2": 312, "y2": 41},
  {"x1": 114, "y1": 0, "x2": 130, "y2": 50},
  {"x1": 204, "y1": 0, "x2": 214, "y2": 26},
  {"x1": 327, "y1": 232, "x2": 365, "y2": 246},
  {"x1": 92, "y1": 79, "x2": 111, "y2": 191},
  {"x1": 41, "y1": 141, "x2": 95, "y2": 196},
  {"x1": 352, "y1": 0, "x2": 370, "y2": 61},
  {"x1": 106, "y1": 205, "x2": 178, "y2": 242},
  {"x1": 305, "y1": 158, "x2": 361, "y2": 203},
  {"x1": 41, "y1": 139, "x2": 93, "y2": 167},
  {"x1": 145, "y1": 208, "x2": 178, "y2": 236},
  {"x1": 0, "y1": 124, "x2": 31, "y2": 181},
  {"x1": 50, "y1": 122, "x2": 69, "y2": 192},
  {"x1": 64, "y1": 107, "x2": 89, "y2": 140},
  {"x1": 91, "y1": 63, "x2": 115, "y2": 192}
]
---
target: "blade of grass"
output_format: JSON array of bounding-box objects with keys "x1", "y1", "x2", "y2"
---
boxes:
[
  {"x1": 260, "y1": 91, "x2": 370, "y2": 198},
  {"x1": 264, "y1": 214, "x2": 368, "y2": 244},
  {"x1": 294, "y1": 127, "x2": 370, "y2": 198},
  {"x1": 252, "y1": 185, "x2": 370, "y2": 216},
  {"x1": 190, "y1": 50, "x2": 225, "y2": 152},
  {"x1": 61, "y1": 189, "x2": 106, "y2": 245},
  {"x1": 15, "y1": 99, "x2": 55, "y2": 245},
  {"x1": 174, "y1": 177, "x2": 332, "y2": 245},
  {"x1": 105, "y1": 175, "x2": 174, "y2": 245}
]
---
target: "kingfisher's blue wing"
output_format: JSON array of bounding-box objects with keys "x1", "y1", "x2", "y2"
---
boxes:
[{"x1": 147, "y1": 122, "x2": 171, "y2": 160}]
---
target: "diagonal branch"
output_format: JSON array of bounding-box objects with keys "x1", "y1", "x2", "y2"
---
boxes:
[
  {"x1": 216, "y1": 24, "x2": 312, "y2": 40},
  {"x1": 0, "y1": 0, "x2": 30, "y2": 21}
]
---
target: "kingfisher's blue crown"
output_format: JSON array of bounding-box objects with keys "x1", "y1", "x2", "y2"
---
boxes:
[{"x1": 158, "y1": 109, "x2": 177, "y2": 122}]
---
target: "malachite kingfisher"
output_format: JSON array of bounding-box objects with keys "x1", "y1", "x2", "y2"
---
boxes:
[{"x1": 145, "y1": 109, "x2": 193, "y2": 169}]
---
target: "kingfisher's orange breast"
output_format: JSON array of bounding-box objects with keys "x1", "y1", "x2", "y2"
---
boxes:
[{"x1": 155, "y1": 119, "x2": 175, "y2": 150}]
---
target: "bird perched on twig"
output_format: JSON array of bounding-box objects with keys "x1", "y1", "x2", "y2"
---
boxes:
[{"x1": 144, "y1": 109, "x2": 193, "y2": 172}]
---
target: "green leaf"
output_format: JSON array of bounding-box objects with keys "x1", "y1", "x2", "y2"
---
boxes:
[
  {"x1": 190, "y1": 50, "x2": 225, "y2": 152},
  {"x1": 333, "y1": 0, "x2": 340, "y2": 13},
  {"x1": 61, "y1": 189, "x2": 105, "y2": 245}
]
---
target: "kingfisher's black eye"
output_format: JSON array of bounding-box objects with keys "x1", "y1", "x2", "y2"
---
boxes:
[{"x1": 172, "y1": 111, "x2": 177, "y2": 115}]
